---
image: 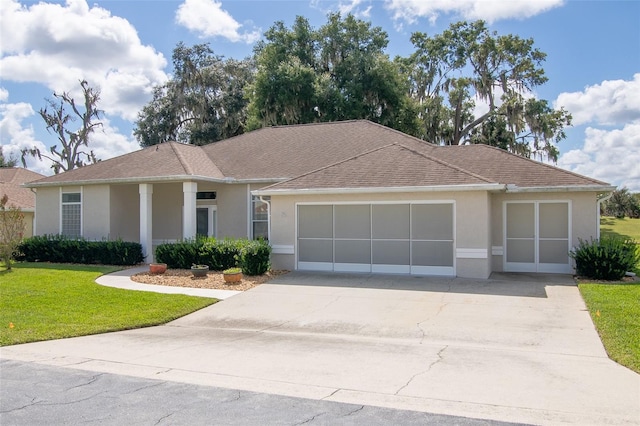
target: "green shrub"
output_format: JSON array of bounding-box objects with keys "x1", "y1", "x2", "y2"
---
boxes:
[
  {"x1": 155, "y1": 239, "x2": 203, "y2": 269},
  {"x1": 570, "y1": 236, "x2": 639, "y2": 280},
  {"x1": 199, "y1": 238, "x2": 243, "y2": 270},
  {"x1": 155, "y1": 238, "x2": 271, "y2": 275},
  {"x1": 239, "y1": 239, "x2": 271, "y2": 276},
  {"x1": 18, "y1": 235, "x2": 143, "y2": 266}
]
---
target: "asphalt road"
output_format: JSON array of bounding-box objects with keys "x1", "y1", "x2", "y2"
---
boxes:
[{"x1": 1, "y1": 360, "x2": 522, "y2": 426}]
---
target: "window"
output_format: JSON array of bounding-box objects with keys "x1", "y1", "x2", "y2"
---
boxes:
[
  {"x1": 251, "y1": 196, "x2": 269, "y2": 240},
  {"x1": 61, "y1": 192, "x2": 81, "y2": 237}
]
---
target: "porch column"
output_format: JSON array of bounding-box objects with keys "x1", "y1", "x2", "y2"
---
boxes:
[
  {"x1": 183, "y1": 181, "x2": 197, "y2": 239},
  {"x1": 139, "y1": 183, "x2": 153, "y2": 263}
]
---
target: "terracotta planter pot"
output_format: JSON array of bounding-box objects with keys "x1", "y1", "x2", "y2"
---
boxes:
[
  {"x1": 149, "y1": 263, "x2": 167, "y2": 274},
  {"x1": 223, "y1": 272, "x2": 243, "y2": 283},
  {"x1": 191, "y1": 265, "x2": 209, "y2": 278}
]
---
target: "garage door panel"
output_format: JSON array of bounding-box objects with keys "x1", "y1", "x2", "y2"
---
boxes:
[
  {"x1": 539, "y1": 203, "x2": 568, "y2": 239},
  {"x1": 372, "y1": 240, "x2": 410, "y2": 265},
  {"x1": 298, "y1": 205, "x2": 333, "y2": 238},
  {"x1": 372, "y1": 204, "x2": 410, "y2": 239},
  {"x1": 335, "y1": 205, "x2": 370, "y2": 239},
  {"x1": 298, "y1": 203, "x2": 454, "y2": 276},
  {"x1": 539, "y1": 240, "x2": 569, "y2": 264},
  {"x1": 335, "y1": 240, "x2": 371, "y2": 264},
  {"x1": 298, "y1": 239, "x2": 333, "y2": 263},
  {"x1": 412, "y1": 241, "x2": 454, "y2": 267},
  {"x1": 506, "y1": 239, "x2": 535, "y2": 263},
  {"x1": 412, "y1": 204, "x2": 453, "y2": 240}
]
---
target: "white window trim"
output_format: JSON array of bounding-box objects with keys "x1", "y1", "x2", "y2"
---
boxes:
[
  {"x1": 60, "y1": 187, "x2": 83, "y2": 237},
  {"x1": 251, "y1": 194, "x2": 270, "y2": 240}
]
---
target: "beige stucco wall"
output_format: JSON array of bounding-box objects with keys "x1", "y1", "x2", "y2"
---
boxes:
[
  {"x1": 22, "y1": 211, "x2": 34, "y2": 238},
  {"x1": 490, "y1": 191, "x2": 600, "y2": 272},
  {"x1": 110, "y1": 184, "x2": 139, "y2": 242},
  {"x1": 152, "y1": 183, "x2": 183, "y2": 241},
  {"x1": 82, "y1": 185, "x2": 110, "y2": 240},
  {"x1": 268, "y1": 190, "x2": 492, "y2": 278},
  {"x1": 217, "y1": 183, "x2": 250, "y2": 238},
  {"x1": 34, "y1": 187, "x2": 60, "y2": 235}
]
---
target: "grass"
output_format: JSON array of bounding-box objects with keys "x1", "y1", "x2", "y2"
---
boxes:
[
  {"x1": 0, "y1": 263, "x2": 217, "y2": 346},
  {"x1": 579, "y1": 282, "x2": 640, "y2": 373},
  {"x1": 577, "y1": 216, "x2": 640, "y2": 373},
  {"x1": 600, "y1": 216, "x2": 640, "y2": 274}
]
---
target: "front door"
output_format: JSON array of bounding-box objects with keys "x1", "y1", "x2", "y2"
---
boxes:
[
  {"x1": 196, "y1": 206, "x2": 217, "y2": 238},
  {"x1": 504, "y1": 201, "x2": 571, "y2": 273}
]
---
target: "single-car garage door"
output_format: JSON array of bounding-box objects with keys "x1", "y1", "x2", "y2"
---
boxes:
[{"x1": 297, "y1": 203, "x2": 455, "y2": 276}]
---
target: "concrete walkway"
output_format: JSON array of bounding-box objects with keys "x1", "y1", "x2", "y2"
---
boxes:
[
  {"x1": 95, "y1": 266, "x2": 240, "y2": 299},
  {"x1": 2, "y1": 272, "x2": 639, "y2": 425}
]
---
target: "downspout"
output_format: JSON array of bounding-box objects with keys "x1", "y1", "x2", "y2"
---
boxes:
[
  {"x1": 259, "y1": 195, "x2": 271, "y2": 241},
  {"x1": 596, "y1": 192, "x2": 614, "y2": 239}
]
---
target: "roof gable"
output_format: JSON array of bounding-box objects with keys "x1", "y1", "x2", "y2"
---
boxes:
[
  {"x1": 202, "y1": 120, "x2": 435, "y2": 180},
  {"x1": 29, "y1": 142, "x2": 225, "y2": 185},
  {"x1": 265, "y1": 143, "x2": 495, "y2": 192}
]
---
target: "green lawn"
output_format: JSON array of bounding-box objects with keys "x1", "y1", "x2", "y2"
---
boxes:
[
  {"x1": 578, "y1": 216, "x2": 640, "y2": 373},
  {"x1": 0, "y1": 263, "x2": 217, "y2": 346},
  {"x1": 600, "y1": 216, "x2": 640, "y2": 241},
  {"x1": 579, "y1": 282, "x2": 640, "y2": 373}
]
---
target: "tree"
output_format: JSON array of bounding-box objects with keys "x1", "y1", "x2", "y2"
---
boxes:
[
  {"x1": 403, "y1": 21, "x2": 571, "y2": 161},
  {"x1": 0, "y1": 194, "x2": 25, "y2": 270},
  {"x1": 0, "y1": 147, "x2": 18, "y2": 167},
  {"x1": 22, "y1": 80, "x2": 102, "y2": 174},
  {"x1": 246, "y1": 13, "x2": 420, "y2": 135},
  {"x1": 603, "y1": 188, "x2": 640, "y2": 219},
  {"x1": 135, "y1": 43, "x2": 255, "y2": 147}
]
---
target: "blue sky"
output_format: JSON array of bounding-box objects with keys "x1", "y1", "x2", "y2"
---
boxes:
[{"x1": 1, "y1": 0, "x2": 639, "y2": 190}]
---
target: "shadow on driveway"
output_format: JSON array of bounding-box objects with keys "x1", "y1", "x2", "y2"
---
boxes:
[{"x1": 265, "y1": 270, "x2": 576, "y2": 298}]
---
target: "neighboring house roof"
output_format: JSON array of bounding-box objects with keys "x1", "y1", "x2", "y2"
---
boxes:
[
  {"x1": 0, "y1": 167, "x2": 44, "y2": 210},
  {"x1": 26, "y1": 120, "x2": 612, "y2": 192}
]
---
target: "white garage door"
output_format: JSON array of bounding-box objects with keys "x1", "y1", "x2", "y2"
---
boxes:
[{"x1": 297, "y1": 203, "x2": 455, "y2": 276}]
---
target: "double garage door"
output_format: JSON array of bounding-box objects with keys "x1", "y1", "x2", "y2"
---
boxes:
[{"x1": 297, "y1": 203, "x2": 455, "y2": 275}]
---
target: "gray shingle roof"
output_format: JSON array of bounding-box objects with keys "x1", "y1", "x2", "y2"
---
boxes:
[{"x1": 28, "y1": 120, "x2": 611, "y2": 191}]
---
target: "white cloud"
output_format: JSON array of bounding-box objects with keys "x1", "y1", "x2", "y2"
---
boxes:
[
  {"x1": 0, "y1": 101, "x2": 52, "y2": 174},
  {"x1": 558, "y1": 124, "x2": 640, "y2": 192},
  {"x1": 90, "y1": 118, "x2": 140, "y2": 164},
  {"x1": 338, "y1": 0, "x2": 372, "y2": 18},
  {"x1": 555, "y1": 73, "x2": 640, "y2": 126},
  {"x1": 0, "y1": 88, "x2": 8, "y2": 102},
  {"x1": 0, "y1": 0, "x2": 168, "y2": 121},
  {"x1": 176, "y1": 0, "x2": 260, "y2": 43},
  {"x1": 385, "y1": 0, "x2": 564, "y2": 24}
]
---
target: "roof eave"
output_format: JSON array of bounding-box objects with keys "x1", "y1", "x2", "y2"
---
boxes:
[
  {"x1": 505, "y1": 185, "x2": 616, "y2": 193},
  {"x1": 253, "y1": 183, "x2": 506, "y2": 197},
  {"x1": 24, "y1": 176, "x2": 288, "y2": 188}
]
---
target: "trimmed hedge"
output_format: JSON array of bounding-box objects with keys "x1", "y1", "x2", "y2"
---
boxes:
[
  {"x1": 155, "y1": 238, "x2": 271, "y2": 276},
  {"x1": 570, "y1": 236, "x2": 639, "y2": 280},
  {"x1": 17, "y1": 235, "x2": 144, "y2": 266}
]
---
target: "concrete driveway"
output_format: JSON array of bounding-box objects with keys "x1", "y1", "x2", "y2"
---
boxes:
[{"x1": 2, "y1": 271, "x2": 639, "y2": 425}]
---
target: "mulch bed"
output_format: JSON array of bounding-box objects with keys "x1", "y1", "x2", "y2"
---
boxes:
[{"x1": 131, "y1": 269, "x2": 288, "y2": 292}]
